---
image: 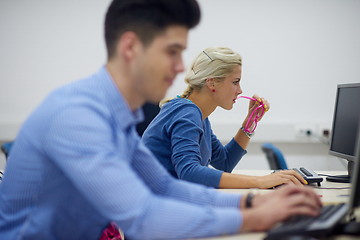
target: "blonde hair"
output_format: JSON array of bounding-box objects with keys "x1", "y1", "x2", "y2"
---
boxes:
[{"x1": 160, "y1": 47, "x2": 242, "y2": 107}]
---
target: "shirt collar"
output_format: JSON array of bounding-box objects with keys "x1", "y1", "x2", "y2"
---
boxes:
[{"x1": 96, "y1": 66, "x2": 144, "y2": 130}]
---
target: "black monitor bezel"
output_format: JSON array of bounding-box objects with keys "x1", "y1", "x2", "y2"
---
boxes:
[
  {"x1": 349, "y1": 120, "x2": 360, "y2": 209},
  {"x1": 328, "y1": 83, "x2": 360, "y2": 162}
]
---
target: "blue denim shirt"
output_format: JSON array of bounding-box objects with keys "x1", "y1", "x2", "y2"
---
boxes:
[{"x1": 0, "y1": 67, "x2": 242, "y2": 240}]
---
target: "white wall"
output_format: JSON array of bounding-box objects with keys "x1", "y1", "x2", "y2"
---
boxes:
[
  {"x1": 188, "y1": 0, "x2": 360, "y2": 142},
  {"x1": 0, "y1": 1, "x2": 359, "y2": 171},
  {"x1": 0, "y1": 0, "x2": 112, "y2": 139}
]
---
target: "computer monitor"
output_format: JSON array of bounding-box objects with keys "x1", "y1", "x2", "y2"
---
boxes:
[
  {"x1": 349, "y1": 123, "x2": 360, "y2": 210},
  {"x1": 328, "y1": 83, "x2": 360, "y2": 183},
  {"x1": 337, "y1": 120, "x2": 360, "y2": 235}
]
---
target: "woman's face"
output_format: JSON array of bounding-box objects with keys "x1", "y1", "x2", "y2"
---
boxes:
[{"x1": 214, "y1": 65, "x2": 242, "y2": 110}]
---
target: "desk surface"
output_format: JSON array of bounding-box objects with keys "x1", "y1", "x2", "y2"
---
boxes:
[
  {"x1": 221, "y1": 170, "x2": 351, "y2": 205},
  {"x1": 190, "y1": 170, "x2": 357, "y2": 240}
]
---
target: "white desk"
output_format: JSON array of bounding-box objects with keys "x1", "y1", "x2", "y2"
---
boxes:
[
  {"x1": 189, "y1": 170, "x2": 358, "y2": 240},
  {"x1": 221, "y1": 170, "x2": 351, "y2": 205}
]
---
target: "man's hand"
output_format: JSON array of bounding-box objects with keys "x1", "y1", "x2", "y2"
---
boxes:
[{"x1": 240, "y1": 185, "x2": 322, "y2": 232}]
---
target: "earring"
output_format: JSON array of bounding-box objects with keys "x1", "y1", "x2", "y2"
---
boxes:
[{"x1": 212, "y1": 89, "x2": 216, "y2": 92}]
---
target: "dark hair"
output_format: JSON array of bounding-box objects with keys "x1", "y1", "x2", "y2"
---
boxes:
[{"x1": 105, "y1": 0, "x2": 201, "y2": 60}]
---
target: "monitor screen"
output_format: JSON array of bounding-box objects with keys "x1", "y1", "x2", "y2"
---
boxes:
[{"x1": 329, "y1": 83, "x2": 360, "y2": 162}]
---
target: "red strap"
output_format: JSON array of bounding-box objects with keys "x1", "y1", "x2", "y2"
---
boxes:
[{"x1": 99, "y1": 222, "x2": 122, "y2": 240}]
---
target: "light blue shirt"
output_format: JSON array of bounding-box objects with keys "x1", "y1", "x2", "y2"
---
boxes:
[{"x1": 0, "y1": 67, "x2": 242, "y2": 240}]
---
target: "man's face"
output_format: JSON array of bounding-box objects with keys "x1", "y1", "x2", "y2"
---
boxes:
[{"x1": 132, "y1": 26, "x2": 188, "y2": 104}]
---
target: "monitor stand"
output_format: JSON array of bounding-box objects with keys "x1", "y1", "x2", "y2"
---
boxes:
[
  {"x1": 326, "y1": 161, "x2": 354, "y2": 183},
  {"x1": 334, "y1": 221, "x2": 360, "y2": 236},
  {"x1": 326, "y1": 175, "x2": 350, "y2": 183}
]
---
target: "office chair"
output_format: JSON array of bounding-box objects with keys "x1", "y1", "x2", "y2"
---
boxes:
[
  {"x1": 261, "y1": 143, "x2": 288, "y2": 170},
  {"x1": 136, "y1": 102, "x2": 160, "y2": 136},
  {"x1": 1, "y1": 141, "x2": 13, "y2": 160}
]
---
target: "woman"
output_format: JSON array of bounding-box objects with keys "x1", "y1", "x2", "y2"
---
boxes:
[{"x1": 142, "y1": 47, "x2": 307, "y2": 189}]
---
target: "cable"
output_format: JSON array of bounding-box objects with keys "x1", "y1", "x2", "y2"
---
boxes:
[
  {"x1": 315, "y1": 187, "x2": 350, "y2": 190},
  {"x1": 318, "y1": 174, "x2": 333, "y2": 177}
]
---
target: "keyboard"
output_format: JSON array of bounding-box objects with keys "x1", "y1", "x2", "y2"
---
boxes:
[
  {"x1": 265, "y1": 203, "x2": 348, "y2": 240},
  {"x1": 273, "y1": 167, "x2": 323, "y2": 186},
  {"x1": 293, "y1": 167, "x2": 323, "y2": 186}
]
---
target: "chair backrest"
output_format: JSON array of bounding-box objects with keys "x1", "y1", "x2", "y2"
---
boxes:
[
  {"x1": 136, "y1": 102, "x2": 160, "y2": 136},
  {"x1": 1, "y1": 141, "x2": 14, "y2": 160},
  {"x1": 261, "y1": 143, "x2": 288, "y2": 170}
]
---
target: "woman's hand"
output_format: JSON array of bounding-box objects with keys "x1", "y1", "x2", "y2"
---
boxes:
[
  {"x1": 242, "y1": 94, "x2": 270, "y2": 131},
  {"x1": 256, "y1": 170, "x2": 308, "y2": 189},
  {"x1": 241, "y1": 185, "x2": 322, "y2": 232}
]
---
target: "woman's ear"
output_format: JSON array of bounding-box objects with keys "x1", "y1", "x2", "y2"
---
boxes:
[{"x1": 205, "y1": 78, "x2": 216, "y2": 91}]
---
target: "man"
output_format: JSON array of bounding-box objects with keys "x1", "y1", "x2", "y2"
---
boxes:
[{"x1": 0, "y1": 0, "x2": 321, "y2": 239}]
